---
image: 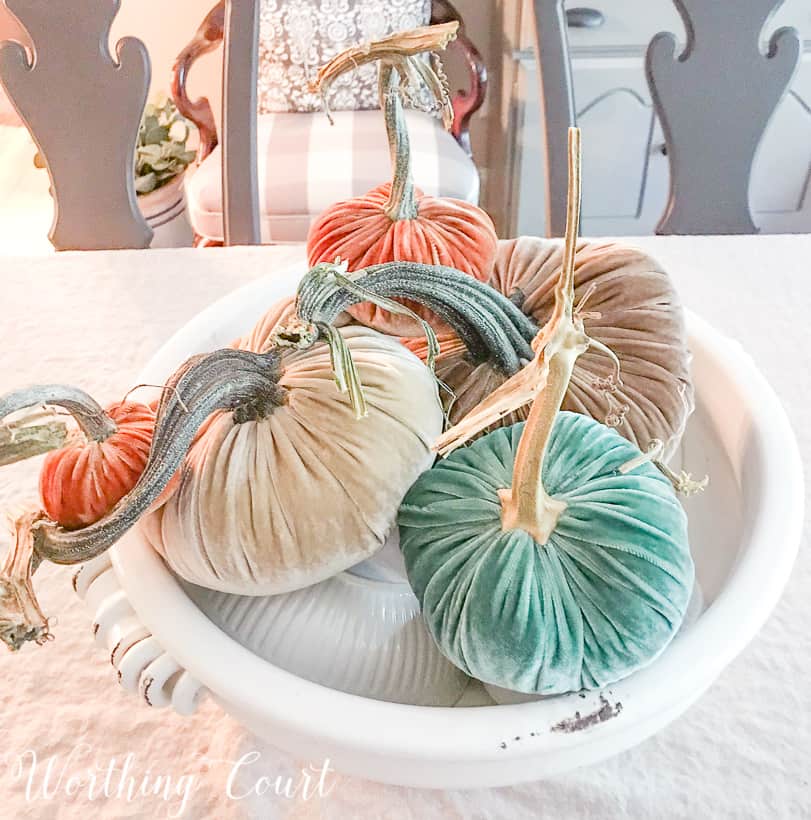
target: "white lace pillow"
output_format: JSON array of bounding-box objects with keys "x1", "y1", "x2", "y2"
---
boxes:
[{"x1": 258, "y1": 0, "x2": 432, "y2": 113}]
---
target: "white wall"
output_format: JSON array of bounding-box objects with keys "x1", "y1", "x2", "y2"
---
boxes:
[{"x1": 110, "y1": 0, "x2": 224, "y2": 123}]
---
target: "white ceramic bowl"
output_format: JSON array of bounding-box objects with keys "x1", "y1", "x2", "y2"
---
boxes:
[
  {"x1": 177, "y1": 532, "x2": 470, "y2": 707},
  {"x1": 77, "y1": 263, "x2": 803, "y2": 789}
]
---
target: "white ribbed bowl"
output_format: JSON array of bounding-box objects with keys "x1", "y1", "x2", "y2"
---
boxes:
[
  {"x1": 79, "y1": 261, "x2": 803, "y2": 789},
  {"x1": 177, "y1": 532, "x2": 469, "y2": 707}
]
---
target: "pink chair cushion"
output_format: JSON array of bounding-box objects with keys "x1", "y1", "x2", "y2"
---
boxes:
[{"x1": 186, "y1": 109, "x2": 480, "y2": 243}]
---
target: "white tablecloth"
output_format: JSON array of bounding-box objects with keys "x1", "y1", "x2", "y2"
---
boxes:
[{"x1": 0, "y1": 237, "x2": 808, "y2": 819}]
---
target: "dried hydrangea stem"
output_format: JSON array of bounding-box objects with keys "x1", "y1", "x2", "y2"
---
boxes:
[
  {"x1": 499, "y1": 128, "x2": 590, "y2": 543},
  {"x1": 0, "y1": 384, "x2": 116, "y2": 443},
  {"x1": 0, "y1": 415, "x2": 68, "y2": 467}
]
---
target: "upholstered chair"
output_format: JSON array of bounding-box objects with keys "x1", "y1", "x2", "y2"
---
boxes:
[{"x1": 172, "y1": 0, "x2": 487, "y2": 246}]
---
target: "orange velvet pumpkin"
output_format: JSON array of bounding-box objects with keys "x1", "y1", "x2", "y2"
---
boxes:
[
  {"x1": 40, "y1": 401, "x2": 155, "y2": 529},
  {"x1": 306, "y1": 58, "x2": 497, "y2": 336}
]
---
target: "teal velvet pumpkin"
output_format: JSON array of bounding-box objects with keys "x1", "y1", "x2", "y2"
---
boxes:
[{"x1": 398, "y1": 411, "x2": 694, "y2": 694}]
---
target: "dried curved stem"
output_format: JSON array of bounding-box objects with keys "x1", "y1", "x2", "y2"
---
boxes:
[
  {"x1": 434, "y1": 131, "x2": 593, "y2": 459},
  {"x1": 0, "y1": 414, "x2": 68, "y2": 466},
  {"x1": 312, "y1": 23, "x2": 457, "y2": 221},
  {"x1": 0, "y1": 385, "x2": 116, "y2": 443},
  {"x1": 0, "y1": 512, "x2": 50, "y2": 651},
  {"x1": 498, "y1": 128, "x2": 588, "y2": 543},
  {"x1": 312, "y1": 22, "x2": 458, "y2": 116},
  {"x1": 290, "y1": 261, "x2": 537, "y2": 374}
]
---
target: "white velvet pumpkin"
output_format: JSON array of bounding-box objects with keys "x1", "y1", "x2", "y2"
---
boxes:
[{"x1": 140, "y1": 308, "x2": 443, "y2": 595}]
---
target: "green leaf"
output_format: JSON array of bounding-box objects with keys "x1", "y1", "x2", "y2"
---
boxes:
[
  {"x1": 138, "y1": 143, "x2": 162, "y2": 159},
  {"x1": 320, "y1": 323, "x2": 368, "y2": 419},
  {"x1": 136, "y1": 95, "x2": 194, "y2": 185},
  {"x1": 143, "y1": 125, "x2": 170, "y2": 146},
  {"x1": 135, "y1": 172, "x2": 157, "y2": 194}
]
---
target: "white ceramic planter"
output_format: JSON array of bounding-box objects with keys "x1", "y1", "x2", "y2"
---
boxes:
[
  {"x1": 76, "y1": 264, "x2": 804, "y2": 789},
  {"x1": 137, "y1": 174, "x2": 192, "y2": 248}
]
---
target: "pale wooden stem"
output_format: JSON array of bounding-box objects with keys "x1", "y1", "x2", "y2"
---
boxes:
[
  {"x1": 500, "y1": 128, "x2": 585, "y2": 543},
  {"x1": 0, "y1": 385, "x2": 116, "y2": 443},
  {"x1": 0, "y1": 418, "x2": 69, "y2": 467},
  {"x1": 0, "y1": 512, "x2": 50, "y2": 652}
]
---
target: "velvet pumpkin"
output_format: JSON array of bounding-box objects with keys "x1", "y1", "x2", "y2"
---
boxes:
[
  {"x1": 399, "y1": 413, "x2": 693, "y2": 693},
  {"x1": 139, "y1": 319, "x2": 444, "y2": 595},
  {"x1": 0, "y1": 257, "x2": 541, "y2": 651},
  {"x1": 306, "y1": 27, "x2": 498, "y2": 336},
  {"x1": 406, "y1": 236, "x2": 694, "y2": 459},
  {"x1": 399, "y1": 129, "x2": 694, "y2": 695},
  {"x1": 138, "y1": 250, "x2": 542, "y2": 597},
  {"x1": 40, "y1": 401, "x2": 155, "y2": 529}
]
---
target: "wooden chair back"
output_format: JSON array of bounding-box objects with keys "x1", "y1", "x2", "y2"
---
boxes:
[
  {"x1": 0, "y1": 0, "x2": 153, "y2": 250},
  {"x1": 530, "y1": 0, "x2": 801, "y2": 236}
]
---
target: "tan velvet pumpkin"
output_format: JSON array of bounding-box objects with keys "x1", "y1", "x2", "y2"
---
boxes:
[
  {"x1": 406, "y1": 237, "x2": 694, "y2": 457},
  {"x1": 140, "y1": 306, "x2": 443, "y2": 595}
]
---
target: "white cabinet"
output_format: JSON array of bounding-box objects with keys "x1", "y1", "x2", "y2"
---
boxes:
[{"x1": 512, "y1": 1, "x2": 811, "y2": 236}]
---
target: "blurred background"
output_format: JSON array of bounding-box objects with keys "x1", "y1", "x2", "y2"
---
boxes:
[{"x1": 1, "y1": 0, "x2": 810, "y2": 251}]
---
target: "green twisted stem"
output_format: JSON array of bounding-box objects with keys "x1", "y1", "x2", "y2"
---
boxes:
[{"x1": 294, "y1": 261, "x2": 538, "y2": 374}]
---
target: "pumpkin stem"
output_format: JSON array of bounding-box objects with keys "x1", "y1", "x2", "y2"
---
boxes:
[
  {"x1": 311, "y1": 22, "x2": 458, "y2": 123},
  {"x1": 286, "y1": 260, "x2": 538, "y2": 418},
  {"x1": 310, "y1": 23, "x2": 457, "y2": 223},
  {"x1": 0, "y1": 385, "x2": 117, "y2": 443},
  {"x1": 432, "y1": 130, "x2": 592, "y2": 457},
  {"x1": 0, "y1": 413, "x2": 68, "y2": 467},
  {"x1": 499, "y1": 128, "x2": 589, "y2": 544},
  {"x1": 382, "y1": 65, "x2": 419, "y2": 222},
  {"x1": 232, "y1": 382, "x2": 288, "y2": 423},
  {"x1": 0, "y1": 511, "x2": 50, "y2": 651}
]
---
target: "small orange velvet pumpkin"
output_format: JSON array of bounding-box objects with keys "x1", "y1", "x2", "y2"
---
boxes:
[
  {"x1": 40, "y1": 401, "x2": 155, "y2": 529},
  {"x1": 306, "y1": 54, "x2": 497, "y2": 336}
]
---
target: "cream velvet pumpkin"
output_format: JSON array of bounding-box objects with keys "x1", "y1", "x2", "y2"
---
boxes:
[{"x1": 140, "y1": 306, "x2": 443, "y2": 595}]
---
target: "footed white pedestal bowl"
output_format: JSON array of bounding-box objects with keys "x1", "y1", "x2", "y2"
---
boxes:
[{"x1": 75, "y1": 261, "x2": 803, "y2": 789}]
